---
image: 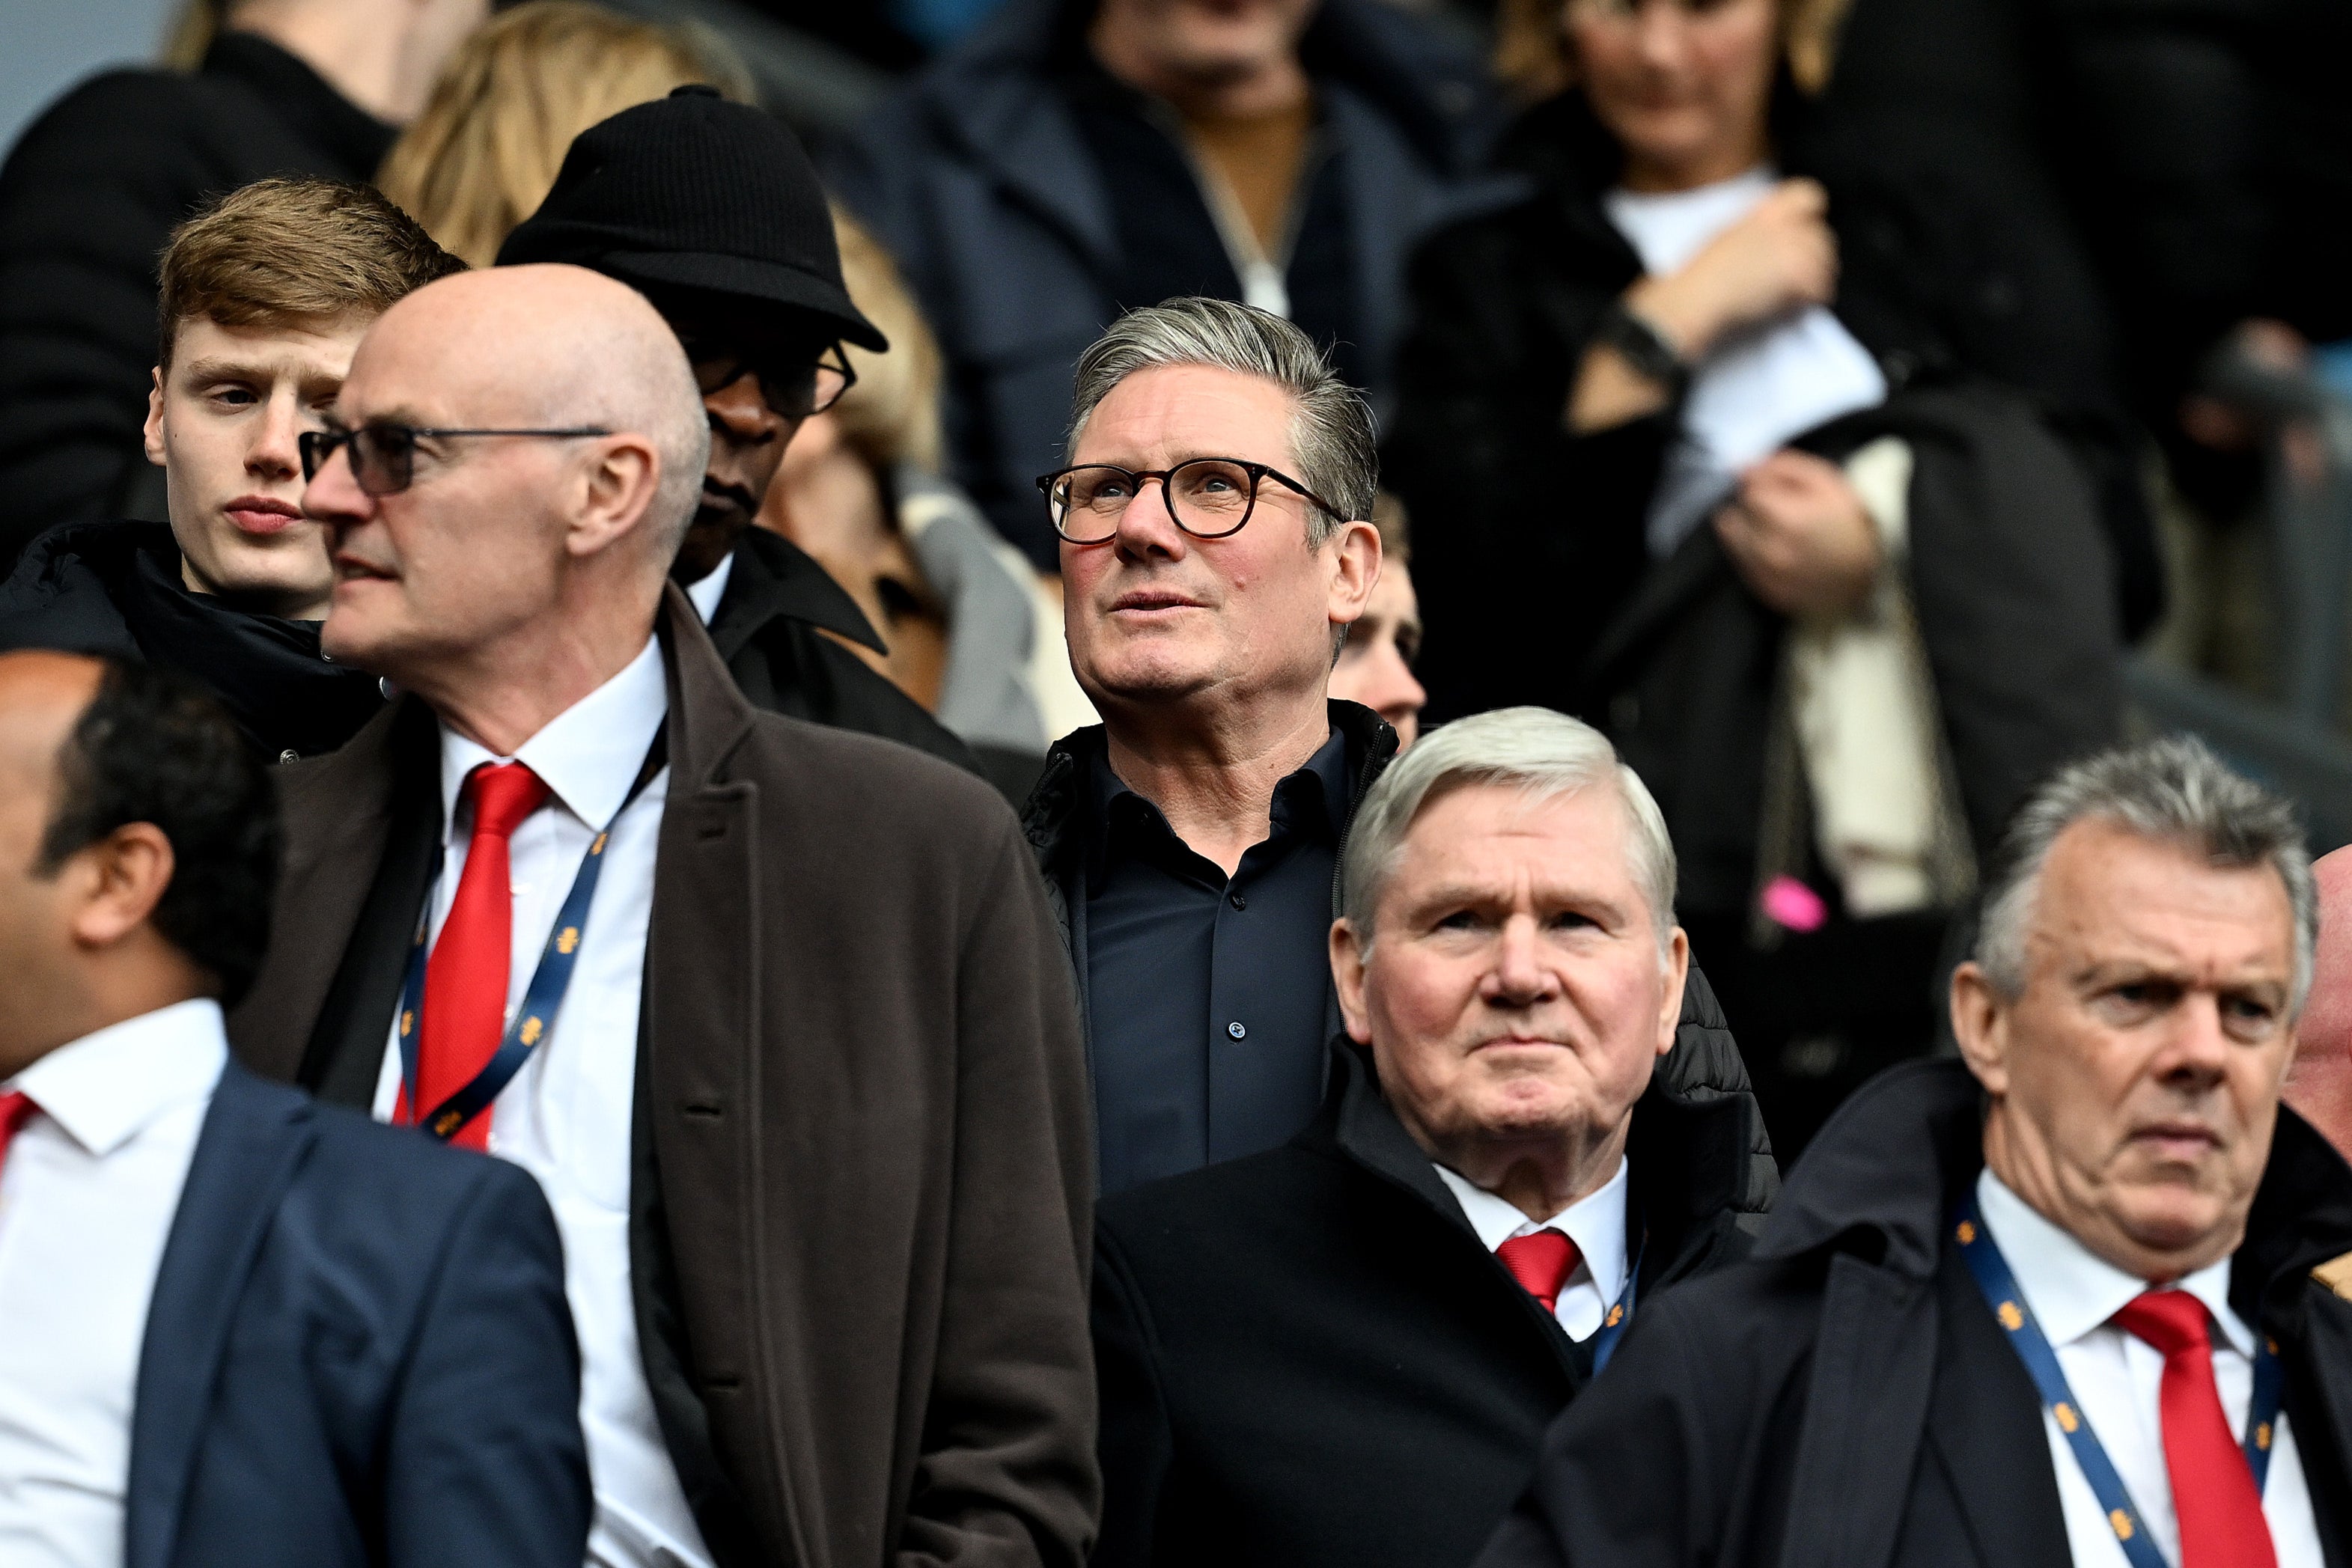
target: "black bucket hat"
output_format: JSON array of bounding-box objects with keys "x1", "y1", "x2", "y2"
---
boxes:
[{"x1": 499, "y1": 85, "x2": 887, "y2": 352}]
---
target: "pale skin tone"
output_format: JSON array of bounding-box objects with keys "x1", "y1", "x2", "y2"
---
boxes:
[
  {"x1": 1332, "y1": 782, "x2": 1690, "y2": 1221},
  {"x1": 0, "y1": 653, "x2": 210, "y2": 1081},
  {"x1": 1090, "y1": 0, "x2": 1314, "y2": 121},
  {"x1": 303, "y1": 265, "x2": 695, "y2": 757},
  {"x1": 144, "y1": 313, "x2": 370, "y2": 622},
  {"x1": 228, "y1": 0, "x2": 488, "y2": 125},
  {"x1": 1562, "y1": 0, "x2": 1877, "y2": 617},
  {"x1": 1061, "y1": 363, "x2": 1380, "y2": 876},
  {"x1": 1327, "y1": 555, "x2": 1426, "y2": 748},
  {"x1": 1952, "y1": 819, "x2": 2301, "y2": 1282}
]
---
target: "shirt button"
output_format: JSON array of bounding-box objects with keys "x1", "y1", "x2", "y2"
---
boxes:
[
  {"x1": 1228, "y1": 891, "x2": 1247, "y2": 910},
  {"x1": 1227, "y1": 1021, "x2": 1247, "y2": 1040},
  {"x1": 278, "y1": 748, "x2": 299, "y2": 765}
]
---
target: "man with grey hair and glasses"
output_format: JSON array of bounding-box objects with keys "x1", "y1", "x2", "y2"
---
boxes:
[
  {"x1": 1020, "y1": 296, "x2": 1392, "y2": 1196},
  {"x1": 1481, "y1": 735, "x2": 2352, "y2": 1568},
  {"x1": 1089, "y1": 706, "x2": 1773, "y2": 1568}
]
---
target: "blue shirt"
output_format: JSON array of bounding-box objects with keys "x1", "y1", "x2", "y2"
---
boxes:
[{"x1": 1083, "y1": 727, "x2": 1355, "y2": 1196}]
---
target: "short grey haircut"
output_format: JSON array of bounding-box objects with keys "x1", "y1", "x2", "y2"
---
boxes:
[
  {"x1": 1067, "y1": 296, "x2": 1378, "y2": 546},
  {"x1": 1975, "y1": 734, "x2": 2318, "y2": 1014},
  {"x1": 1338, "y1": 707, "x2": 1678, "y2": 952}
]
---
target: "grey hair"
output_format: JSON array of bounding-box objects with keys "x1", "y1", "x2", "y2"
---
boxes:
[
  {"x1": 1338, "y1": 706, "x2": 1678, "y2": 953},
  {"x1": 1067, "y1": 296, "x2": 1378, "y2": 546},
  {"x1": 1975, "y1": 734, "x2": 2318, "y2": 1014}
]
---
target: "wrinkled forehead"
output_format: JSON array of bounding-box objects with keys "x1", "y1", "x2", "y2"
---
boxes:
[
  {"x1": 2029, "y1": 822, "x2": 2298, "y2": 986},
  {"x1": 1393, "y1": 780, "x2": 1645, "y2": 905},
  {"x1": 1074, "y1": 363, "x2": 1300, "y2": 470}
]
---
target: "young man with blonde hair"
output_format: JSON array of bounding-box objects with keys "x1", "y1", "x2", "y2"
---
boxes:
[{"x1": 0, "y1": 177, "x2": 463, "y2": 760}]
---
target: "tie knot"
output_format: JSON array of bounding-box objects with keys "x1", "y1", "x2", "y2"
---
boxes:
[
  {"x1": 2112, "y1": 1288, "x2": 2214, "y2": 1360},
  {"x1": 1496, "y1": 1229, "x2": 1582, "y2": 1313},
  {"x1": 465, "y1": 762, "x2": 550, "y2": 841}
]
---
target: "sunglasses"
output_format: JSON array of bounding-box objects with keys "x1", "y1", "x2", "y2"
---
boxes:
[
  {"x1": 298, "y1": 423, "x2": 611, "y2": 497},
  {"x1": 679, "y1": 339, "x2": 856, "y2": 421}
]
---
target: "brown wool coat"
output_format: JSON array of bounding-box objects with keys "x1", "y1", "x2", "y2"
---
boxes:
[{"x1": 229, "y1": 587, "x2": 1099, "y2": 1568}]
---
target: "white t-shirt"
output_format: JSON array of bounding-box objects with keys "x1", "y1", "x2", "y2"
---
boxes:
[{"x1": 1603, "y1": 167, "x2": 1888, "y2": 556}]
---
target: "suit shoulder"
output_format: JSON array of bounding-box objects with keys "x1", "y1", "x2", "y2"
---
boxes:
[
  {"x1": 297, "y1": 1098, "x2": 555, "y2": 1227},
  {"x1": 740, "y1": 707, "x2": 1021, "y2": 839}
]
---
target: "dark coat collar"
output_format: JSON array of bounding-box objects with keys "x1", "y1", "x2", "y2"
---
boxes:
[
  {"x1": 201, "y1": 31, "x2": 396, "y2": 178},
  {"x1": 704, "y1": 527, "x2": 886, "y2": 662},
  {"x1": 1758, "y1": 1057, "x2": 2352, "y2": 1321},
  {"x1": 125, "y1": 1061, "x2": 316, "y2": 1568}
]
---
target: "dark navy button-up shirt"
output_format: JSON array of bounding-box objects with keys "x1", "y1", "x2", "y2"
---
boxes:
[{"x1": 1084, "y1": 728, "x2": 1354, "y2": 1196}]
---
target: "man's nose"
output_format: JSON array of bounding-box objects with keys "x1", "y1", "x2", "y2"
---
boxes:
[
  {"x1": 1112, "y1": 478, "x2": 1189, "y2": 563},
  {"x1": 2153, "y1": 993, "x2": 2238, "y2": 1089},
  {"x1": 301, "y1": 440, "x2": 371, "y2": 529},
  {"x1": 1483, "y1": 915, "x2": 1557, "y2": 1004},
  {"x1": 249, "y1": 391, "x2": 303, "y2": 479},
  {"x1": 704, "y1": 374, "x2": 782, "y2": 448}
]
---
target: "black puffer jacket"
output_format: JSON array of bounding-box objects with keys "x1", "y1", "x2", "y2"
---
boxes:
[{"x1": 0, "y1": 33, "x2": 395, "y2": 564}]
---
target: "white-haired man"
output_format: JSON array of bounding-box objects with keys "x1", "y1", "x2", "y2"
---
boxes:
[
  {"x1": 1090, "y1": 706, "x2": 1774, "y2": 1568},
  {"x1": 1483, "y1": 736, "x2": 2352, "y2": 1568},
  {"x1": 224, "y1": 265, "x2": 1097, "y2": 1568}
]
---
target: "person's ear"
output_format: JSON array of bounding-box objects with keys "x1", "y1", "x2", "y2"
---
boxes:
[
  {"x1": 142, "y1": 368, "x2": 167, "y2": 469},
  {"x1": 1654, "y1": 924, "x2": 1691, "y2": 1058},
  {"x1": 1331, "y1": 917, "x2": 1374, "y2": 1045},
  {"x1": 1950, "y1": 960, "x2": 2012, "y2": 1096},
  {"x1": 64, "y1": 823, "x2": 176, "y2": 952},
  {"x1": 567, "y1": 434, "x2": 661, "y2": 559},
  {"x1": 1324, "y1": 519, "x2": 1380, "y2": 629}
]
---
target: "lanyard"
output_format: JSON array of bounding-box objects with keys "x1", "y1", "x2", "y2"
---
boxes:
[
  {"x1": 396, "y1": 733, "x2": 665, "y2": 1142},
  {"x1": 1953, "y1": 1186, "x2": 2284, "y2": 1568},
  {"x1": 1588, "y1": 1231, "x2": 1643, "y2": 1374}
]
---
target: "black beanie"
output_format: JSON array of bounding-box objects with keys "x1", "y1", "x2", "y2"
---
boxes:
[{"x1": 499, "y1": 85, "x2": 886, "y2": 351}]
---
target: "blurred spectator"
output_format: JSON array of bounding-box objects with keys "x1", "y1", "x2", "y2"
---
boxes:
[
  {"x1": 499, "y1": 88, "x2": 992, "y2": 783},
  {"x1": 1020, "y1": 298, "x2": 1390, "y2": 1196},
  {"x1": 2288, "y1": 845, "x2": 2352, "y2": 1161},
  {"x1": 761, "y1": 209, "x2": 1055, "y2": 796},
  {"x1": 1387, "y1": 0, "x2": 2125, "y2": 1156},
  {"x1": 377, "y1": 0, "x2": 752, "y2": 269},
  {"x1": 1327, "y1": 490, "x2": 1426, "y2": 746},
  {"x1": 0, "y1": 179, "x2": 462, "y2": 760},
  {"x1": 826, "y1": 0, "x2": 1511, "y2": 567},
  {"x1": 1091, "y1": 708, "x2": 1772, "y2": 1568},
  {"x1": 0, "y1": 0, "x2": 487, "y2": 564}
]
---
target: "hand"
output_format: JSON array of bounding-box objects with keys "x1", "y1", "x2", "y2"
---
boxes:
[
  {"x1": 1636, "y1": 180, "x2": 1838, "y2": 361},
  {"x1": 1713, "y1": 448, "x2": 1880, "y2": 617}
]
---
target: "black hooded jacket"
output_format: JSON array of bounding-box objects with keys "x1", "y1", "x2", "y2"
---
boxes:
[
  {"x1": 0, "y1": 520, "x2": 383, "y2": 758},
  {"x1": 1477, "y1": 1058, "x2": 2352, "y2": 1568},
  {"x1": 1093, "y1": 1030, "x2": 1776, "y2": 1568}
]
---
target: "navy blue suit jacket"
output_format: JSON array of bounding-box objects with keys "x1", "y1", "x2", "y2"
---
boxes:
[{"x1": 124, "y1": 1061, "x2": 590, "y2": 1568}]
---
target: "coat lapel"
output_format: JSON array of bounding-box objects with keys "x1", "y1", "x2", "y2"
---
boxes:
[{"x1": 123, "y1": 1064, "x2": 314, "y2": 1568}]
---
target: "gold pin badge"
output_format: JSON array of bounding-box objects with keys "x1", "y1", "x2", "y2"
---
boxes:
[
  {"x1": 1956, "y1": 1221, "x2": 1976, "y2": 1245},
  {"x1": 399, "y1": 1010, "x2": 415, "y2": 1037},
  {"x1": 556, "y1": 927, "x2": 580, "y2": 954},
  {"x1": 2055, "y1": 1403, "x2": 2079, "y2": 1433},
  {"x1": 2111, "y1": 1512, "x2": 2134, "y2": 1541},
  {"x1": 1998, "y1": 1302, "x2": 2024, "y2": 1331},
  {"x1": 520, "y1": 1016, "x2": 543, "y2": 1046}
]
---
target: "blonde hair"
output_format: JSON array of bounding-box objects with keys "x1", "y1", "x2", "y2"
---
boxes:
[
  {"x1": 1493, "y1": 0, "x2": 1853, "y2": 104},
  {"x1": 829, "y1": 209, "x2": 945, "y2": 476},
  {"x1": 377, "y1": 0, "x2": 752, "y2": 268}
]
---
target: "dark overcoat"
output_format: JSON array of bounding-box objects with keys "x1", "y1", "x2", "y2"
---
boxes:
[
  {"x1": 1476, "y1": 1057, "x2": 2352, "y2": 1568},
  {"x1": 228, "y1": 587, "x2": 1099, "y2": 1568}
]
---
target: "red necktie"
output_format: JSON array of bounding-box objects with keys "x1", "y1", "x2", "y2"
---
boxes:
[
  {"x1": 2111, "y1": 1290, "x2": 2279, "y2": 1568},
  {"x1": 412, "y1": 761, "x2": 549, "y2": 1152},
  {"x1": 0, "y1": 1090, "x2": 40, "y2": 1181},
  {"x1": 1496, "y1": 1229, "x2": 1582, "y2": 1314}
]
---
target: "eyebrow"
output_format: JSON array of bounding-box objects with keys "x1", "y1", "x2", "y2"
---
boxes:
[{"x1": 179, "y1": 355, "x2": 341, "y2": 386}]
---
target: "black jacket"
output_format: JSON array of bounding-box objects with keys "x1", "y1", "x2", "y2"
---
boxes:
[
  {"x1": 1384, "y1": 91, "x2": 2158, "y2": 730},
  {"x1": 0, "y1": 34, "x2": 394, "y2": 561},
  {"x1": 1093, "y1": 1024, "x2": 1774, "y2": 1568},
  {"x1": 0, "y1": 519, "x2": 384, "y2": 759},
  {"x1": 1476, "y1": 1058, "x2": 2352, "y2": 1568},
  {"x1": 702, "y1": 525, "x2": 988, "y2": 784}
]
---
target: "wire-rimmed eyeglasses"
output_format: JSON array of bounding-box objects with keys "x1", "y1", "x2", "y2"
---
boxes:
[
  {"x1": 1036, "y1": 458, "x2": 1347, "y2": 543},
  {"x1": 298, "y1": 423, "x2": 612, "y2": 497}
]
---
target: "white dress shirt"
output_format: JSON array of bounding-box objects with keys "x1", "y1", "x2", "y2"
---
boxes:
[
  {"x1": 1604, "y1": 165, "x2": 1889, "y2": 558},
  {"x1": 0, "y1": 999, "x2": 227, "y2": 1568},
  {"x1": 1436, "y1": 1157, "x2": 1630, "y2": 1341},
  {"x1": 1976, "y1": 1170, "x2": 2323, "y2": 1568},
  {"x1": 683, "y1": 552, "x2": 734, "y2": 626},
  {"x1": 370, "y1": 635, "x2": 713, "y2": 1568}
]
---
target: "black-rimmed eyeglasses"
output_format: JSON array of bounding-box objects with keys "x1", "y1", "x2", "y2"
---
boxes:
[
  {"x1": 678, "y1": 338, "x2": 856, "y2": 421},
  {"x1": 1036, "y1": 458, "x2": 1346, "y2": 543},
  {"x1": 299, "y1": 423, "x2": 612, "y2": 497}
]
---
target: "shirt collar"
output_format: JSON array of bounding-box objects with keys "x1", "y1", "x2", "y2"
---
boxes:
[
  {"x1": 1976, "y1": 1168, "x2": 2251, "y2": 1357},
  {"x1": 1088, "y1": 722, "x2": 1351, "y2": 861},
  {"x1": 439, "y1": 635, "x2": 668, "y2": 835},
  {"x1": 1436, "y1": 1156, "x2": 1631, "y2": 1305},
  {"x1": 683, "y1": 552, "x2": 736, "y2": 626},
  {"x1": 5, "y1": 999, "x2": 228, "y2": 1158}
]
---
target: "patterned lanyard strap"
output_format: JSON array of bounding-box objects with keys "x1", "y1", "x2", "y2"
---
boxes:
[
  {"x1": 1588, "y1": 1231, "x2": 1643, "y2": 1375},
  {"x1": 397, "y1": 731, "x2": 665, "y2": 1142},
  {"x1": 1952, "y1": 1187, "x2": 2284, "y2": 1568}
]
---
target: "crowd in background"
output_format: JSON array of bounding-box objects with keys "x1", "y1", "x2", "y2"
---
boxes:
[{"x1": 0, "y1": 0, "x2": 2348, "y2": 1564}]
